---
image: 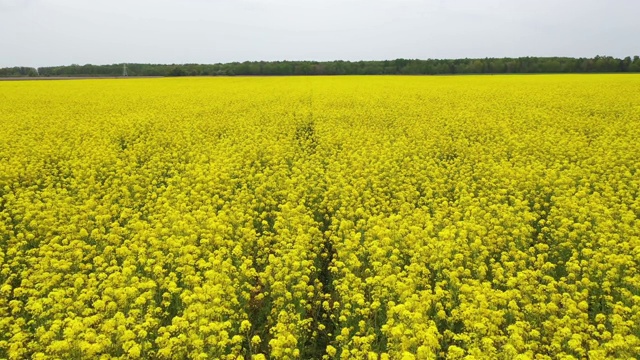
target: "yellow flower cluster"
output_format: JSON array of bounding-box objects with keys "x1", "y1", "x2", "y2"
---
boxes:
[{"x1": 0, "y1": 75, "x2": 639, "y2": 359}]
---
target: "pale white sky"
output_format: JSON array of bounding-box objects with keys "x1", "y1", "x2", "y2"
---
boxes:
[{"x1": 1, "y1": 0, "x2": 638, "y2": 68}]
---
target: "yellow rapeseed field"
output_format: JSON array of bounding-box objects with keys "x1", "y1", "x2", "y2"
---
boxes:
[{"x1": 0, "y1": 75, "x2": 639, "y2": 359}]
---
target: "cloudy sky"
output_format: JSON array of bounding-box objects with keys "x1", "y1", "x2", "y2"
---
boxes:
[{"x1": 1, "y1": 0, "x2": 638, "y2": 68}]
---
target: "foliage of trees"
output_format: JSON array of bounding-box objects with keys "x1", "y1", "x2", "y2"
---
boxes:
[
  {"x1": 0, "y1": 66, "x2": 38, "y2": 77},
  {"x1": 3, "y1": 56, "x2": 640, "y2": 77}
]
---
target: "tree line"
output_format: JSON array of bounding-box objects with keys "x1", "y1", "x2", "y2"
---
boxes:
[{"x1": 2, "y1": 56, "x2": 640, "y2": 77}]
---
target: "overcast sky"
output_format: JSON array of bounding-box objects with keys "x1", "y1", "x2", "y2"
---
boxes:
[{"x1": 1, "y1": 0, "x2": 638, "y2": 68}]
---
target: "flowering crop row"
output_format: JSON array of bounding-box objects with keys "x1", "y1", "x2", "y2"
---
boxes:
[{"x1": 0, "y1": 75, "x2": 639, "y2": 359}]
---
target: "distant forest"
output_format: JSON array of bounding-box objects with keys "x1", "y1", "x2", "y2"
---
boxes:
[{"x1": 2, "y1": 56, "x2": 640, "y2": 77}]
